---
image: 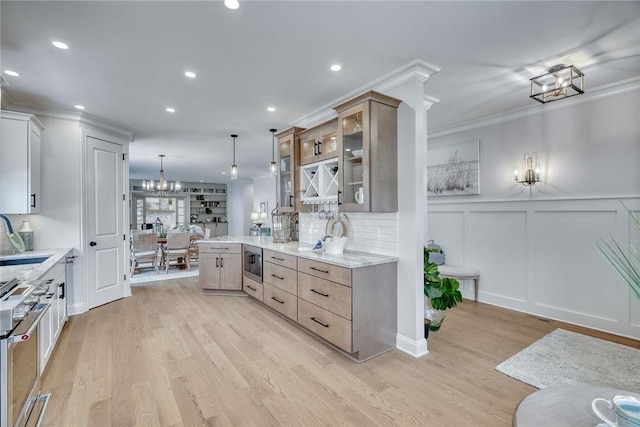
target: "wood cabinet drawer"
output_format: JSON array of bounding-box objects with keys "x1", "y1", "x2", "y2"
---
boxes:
[
  {"x1": 297, "y1": 258, "x2": 351, "y2": 287},
  {"x1": 298, "y1": 272, "x2": 351, "y2": 320},
  {"x1": 263, "y1": 283, "x2": 297, "y2": 322},
  {"x1": 263, "y1": 249, "x2": 297, "y2": 270},
  {"x1": 243, "y1": 275, "x2": 263, "y2": 302},
  {"x1": 199, "y1": 242, "x2": 241, "y2": 254},
  {"x1": 298, "y1": 299, "x2": 352, "y2": 352},
  {"x1": 264, "y1": 262, "x2": 297, "y2": 295}
]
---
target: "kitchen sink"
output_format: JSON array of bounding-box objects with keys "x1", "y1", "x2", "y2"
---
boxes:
[{"x1": 0, "y1": 256, "x2": 49, "y2": 266}]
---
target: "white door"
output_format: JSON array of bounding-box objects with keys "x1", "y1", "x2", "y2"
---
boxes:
[{"x1": 86, "y1": 137, "x2": 126, "y2": 309}]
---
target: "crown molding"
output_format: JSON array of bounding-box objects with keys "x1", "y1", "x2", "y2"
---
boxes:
[
  {"x1": 0, "y1": 100, "x2": 136, "y2": 142},
  {"x1": 291, "y1": 58, "x2": 441, "y2": 129},
  {"x1": 428, "y1": 76, "x2": 640, "y2": 139}
]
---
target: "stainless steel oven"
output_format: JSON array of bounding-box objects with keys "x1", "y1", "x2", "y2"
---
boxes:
[
  {"x1": 1, "y1": 280, "x2": 51, "y2": 427},
  {"x1": 243, "y1": 245, "x2": 262, "y2": 283}
]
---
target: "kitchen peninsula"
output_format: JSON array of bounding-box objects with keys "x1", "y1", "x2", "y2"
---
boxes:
[{"x1": 200, "y1": 237, "x2": 398, "y2": 362}]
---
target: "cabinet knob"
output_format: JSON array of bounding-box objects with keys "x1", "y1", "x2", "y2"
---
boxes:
[{"x1": 89, "y1": 241, "x2": 97, "y2": 247}]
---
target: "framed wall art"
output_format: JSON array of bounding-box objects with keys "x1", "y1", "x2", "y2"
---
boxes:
[{"x1": 427, "y1": 140, "x2": 480, "y2": 196}]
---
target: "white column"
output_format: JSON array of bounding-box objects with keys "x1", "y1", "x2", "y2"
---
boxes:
[{"x1": 381, "y1": 64, "x2": 439, "y2": 357}]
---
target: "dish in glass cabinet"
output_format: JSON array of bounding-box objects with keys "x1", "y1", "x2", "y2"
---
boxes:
[{"x1": 351, "y1": 149, "x2": 363, "y2": 158}]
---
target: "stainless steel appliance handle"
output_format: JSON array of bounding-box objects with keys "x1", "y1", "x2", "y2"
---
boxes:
[
  {"x1": 16, "y1": 392, "x2": 51, "y2": 427},
  {"x1": 9, "y1": 303, "x2": 51, "y2": 344}
]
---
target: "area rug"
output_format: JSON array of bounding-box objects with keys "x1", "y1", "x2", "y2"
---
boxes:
[
  {"x1": 131, "y1": 264, "x2": 199, "y2": 284},
  {"x1": 496, "y1": 328, "x2": 640, "y2": 391}
]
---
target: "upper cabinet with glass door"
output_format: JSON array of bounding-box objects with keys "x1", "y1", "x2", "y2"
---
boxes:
[
  {"x1": 276, "y1": 127, "x2": 307, "y2": 213},
  {"x1": 334, "y1": 91, "x2": 401, "y2": 212},
  {"x1": 298, "y1": 118, "x2": 339, "y2": 165}
]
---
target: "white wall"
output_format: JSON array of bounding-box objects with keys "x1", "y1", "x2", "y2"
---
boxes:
[
  {"x1": 226, "y1": 180, "x2": 253, "y2": 236},
  {"x1": 5, "y1": 117, "x2": 84, "y2": 311},
  {"x1": 427, "y1": 85, "x2": 640, "y2": 339},
  {"x1": 251, "y1": 174, "x2": 277, "y2": 229}
]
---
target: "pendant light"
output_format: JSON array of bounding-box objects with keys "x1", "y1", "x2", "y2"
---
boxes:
[
  {"x1": 269, "y1": 128, "x2": 277, "y2": 177},
  {"x1": 230, "y1": 134, "x2": 238, "y2": 180}
]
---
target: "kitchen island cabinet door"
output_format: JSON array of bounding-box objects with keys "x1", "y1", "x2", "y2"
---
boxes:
[
  {"x1": 199, "y1": 252, "x2": 221, "y2": 289},
  {"x1": 219, "y1": 253, "x2": 241, "y2": 290}
]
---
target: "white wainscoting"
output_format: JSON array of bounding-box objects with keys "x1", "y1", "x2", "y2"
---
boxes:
[{"x1": 427, "y1": 197, "x2": 640, "y2": 339}]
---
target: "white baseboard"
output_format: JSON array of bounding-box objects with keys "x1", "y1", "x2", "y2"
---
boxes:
[
  {"x1": 396, "y1": 333, "x2": 428, "y2": 358},
  {"x1": 68, "y1": 302, "x2": 85, "y2": 316}
]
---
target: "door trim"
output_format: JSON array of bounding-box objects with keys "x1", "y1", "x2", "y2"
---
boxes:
[{"x1": 80, "y1": 125, "x2": 131, "y2": 312}]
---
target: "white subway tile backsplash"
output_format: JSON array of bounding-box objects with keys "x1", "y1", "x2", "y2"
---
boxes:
[{"x1": 299, "y1": 211, "x2": 397, "y2": 256}]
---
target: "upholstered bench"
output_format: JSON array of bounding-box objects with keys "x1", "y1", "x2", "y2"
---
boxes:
[{"x1": 438, "y1": 265, "x2": 480, "y2": 302}]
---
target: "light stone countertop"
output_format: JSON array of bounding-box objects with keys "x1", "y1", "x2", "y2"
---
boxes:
[
  {"x1": 0, "y1": 248, "x2": 73, "y2": 283},
  {"x1": 199, "y1": 236, "x2": 397, "y2": 269}
]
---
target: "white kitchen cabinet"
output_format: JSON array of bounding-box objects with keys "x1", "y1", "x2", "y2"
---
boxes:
[
  {"x1": 38, "y1": 257, "x2": 67, "y2": 374},
  {"x1": 0, "y1": 111, "x2": 44, "y2": 214}
]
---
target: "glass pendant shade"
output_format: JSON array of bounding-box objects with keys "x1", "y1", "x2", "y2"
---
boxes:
[
  {"x1": 269, "y1": 128, "x2": 277, "y2": 177},
  {"x1": 230, "y1": 134, "x2": 238, "y2": 180}
]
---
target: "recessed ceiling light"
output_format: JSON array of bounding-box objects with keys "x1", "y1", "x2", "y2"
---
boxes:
[
  {"x1": 267, "y1": 107, "x2": 276, "y2": 112},
  {"x1": 74, "y1": 105, "x2": 85, "y2": 110},
  {"x1": 166, "y1": 107, "x2": 176, "y2": 113},
  {"x1": 330, "y1": 64, "x2": 342, "y2": 71},
  {"x1": 4, "y1": 70, "x2": 19, "y2": 77},
  {"x1": 52, "y1": 41, "x2": 69, "y2": 50},
  {"x1": 185, "y1": 71, "x2": 196, "y2": 78},
  {"x1": 224, "y1": 0, "x2": 239, "y2": 9}
]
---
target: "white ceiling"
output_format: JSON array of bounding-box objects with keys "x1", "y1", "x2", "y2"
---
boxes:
[{"x1": 2, "y1": 1, "x2": 639, "y2": 183}]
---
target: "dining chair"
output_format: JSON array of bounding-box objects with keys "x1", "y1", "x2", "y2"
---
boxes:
[
  {"x1": 162, "y1": 231, "x2": 191, "y2": 273},
  {"x1": 131, "y1": 231, "x2": 159, "y2": 275}
]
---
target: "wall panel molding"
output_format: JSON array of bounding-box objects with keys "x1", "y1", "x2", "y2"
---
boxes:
[{"x1": 427, "y1": 197, "x2": 640, "y2": 339}]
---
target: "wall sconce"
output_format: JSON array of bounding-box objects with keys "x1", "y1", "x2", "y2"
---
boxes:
[{"x1": 514, "y1": 153, "x2": 541, "y2": 186}]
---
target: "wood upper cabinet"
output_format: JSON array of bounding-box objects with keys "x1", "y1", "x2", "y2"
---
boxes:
[
  {"x1": 298, "y1": 119, "x2": 339, "y2": 166},
  {"x1": 334, "y1": 91, "x2": 401, "y2": 212},
  {"x1": 275, "y1": 127, "x2": 308, "y2": 213},
  {"x1": 0, "y1": 111, "x2": 43, "y2": 214}
]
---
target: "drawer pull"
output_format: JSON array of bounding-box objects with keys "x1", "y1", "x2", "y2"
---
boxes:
[
  {"x1": 271, "y1": 274, "x2": 284, "y2": 280},
  {"x1": 211, "y1": 247, "x2": 229, "y2": 250},
  {"x1": 310, "y1": 317, "x2": 329, "y2": 328},
  {"x1": 310, "y1": 289, "x2": 329, "y2": 297},
  {"x1": 271, "y1": 296, "x2": 285, "y2": 304},
  {"x1": 246, "y1": 285, "x2": 256, "y2": 291},
  {"x1": 310, "y1": 266, "x2": 330, "y2": 274},
  {"x1": 271, "y1": 256, "x2": 285, "y2": 261}
]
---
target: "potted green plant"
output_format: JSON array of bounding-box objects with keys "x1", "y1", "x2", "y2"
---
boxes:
[
  {"x1": 424, "y1": 246, "x2": 463, "y2": 332},
  {"x1": 595, "y1": 202, "x2": 640, "y2": 300}
]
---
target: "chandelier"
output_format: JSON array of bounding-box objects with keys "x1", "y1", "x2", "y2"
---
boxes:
[
  {"x1": 530, "y1": 64, "x2": 584, "y2": 104},
  {"x1": 142, "y1": 154, "x2": 181, "y2": 195}
]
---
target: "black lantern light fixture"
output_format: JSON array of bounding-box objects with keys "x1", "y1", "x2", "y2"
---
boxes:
[{"x1": 530, "y1": 64, "x2": 584, "y2": 104}]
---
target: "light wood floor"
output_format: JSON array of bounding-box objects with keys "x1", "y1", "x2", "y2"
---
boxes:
[{"x1": 41, "y1": 277, "x2": 640, "y2": 427}]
